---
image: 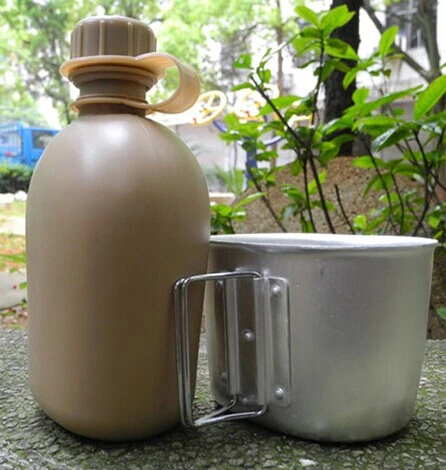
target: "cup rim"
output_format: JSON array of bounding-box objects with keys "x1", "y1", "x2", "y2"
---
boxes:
[{"x1": 210, "y1": 233, "x2": 438, "y2": 251}]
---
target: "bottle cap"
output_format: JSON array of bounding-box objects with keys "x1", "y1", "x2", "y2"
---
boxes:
[
  {"x1": 60, "y1": 16, "x2": 200, "y2": 115},
  {"x1": 61, "y1": 16, "x2": 156, "y2": 77}
]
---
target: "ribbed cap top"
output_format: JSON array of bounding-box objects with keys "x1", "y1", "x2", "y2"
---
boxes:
[{"x1": 70, "y1": 16, "x2": 156, "y2": 59}]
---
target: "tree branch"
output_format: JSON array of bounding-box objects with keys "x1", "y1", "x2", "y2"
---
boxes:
[
  {"x1": 245, "y1": 165, "x2": 288, "y2": 233},
  {"x1": 361, "y1": 136, "x2": 399, "y2": 233},
  {"x1": 334, "y1": 184, "x2": 355, "y2": 234},
  {"x1": 303, "y1": 159, "x2": 316, "y2": 232}
]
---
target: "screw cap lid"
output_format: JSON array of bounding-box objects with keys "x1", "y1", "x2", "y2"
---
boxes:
[
  {"x1": 60, "y1": 15, "x2": 200, "y2": 115},
  {"x1": 70, "y1": 16, "x2": 156, "y2": 60}
]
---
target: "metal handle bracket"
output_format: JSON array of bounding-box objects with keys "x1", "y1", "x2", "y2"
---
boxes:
[{"x1": 174, "y1": 270, "x2": 291, "y2": 429}]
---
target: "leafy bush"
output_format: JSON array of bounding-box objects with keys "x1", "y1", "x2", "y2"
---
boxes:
[
  {"x1": 216, "y1": 5, "x2": 446, "y2": 249},
  {"x1": 0, "y1": 164, "x2": 33, "y2": 193},
  {"x1": 214, "y1": 165, "x2": 246, "y2": 196}
]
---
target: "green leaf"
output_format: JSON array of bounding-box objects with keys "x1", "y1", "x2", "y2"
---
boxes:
[
  {"x1": 352, "y1": 156, "x2": 387, "y2": 170},
  {"x1": 258, "y1": 68, "x2": 272, "y2": 84},
  {"x1": 255, "y1": 151, "x2": 277, "y2": 161},
  {"x1": 300, "y1": 26, "x2": 321, "y2": 39},
  {"x1": 325, "y1": 39, "x2": 359, "y2": 60},
  {"x1": 234, "y1": 192, "x2": 265, "y2": 209},
  {"x1": 366, "y1": 213, "x2": 387, "y2": 232},
  {"x1": 292, "y1": 37, "x2": 319, "y2": 55},
  {"x1": 353, "y1": 88, "x2": 369, "y2": 104},
  {"x1": 379, "y1": 26, "x2": 398, "y2": 59},
  {"x1": 317, "y1": 62, "x2": 335, "y2": 82},
  {"x1": 281, "y1": 204, "x2": 298, "y2": 220},
  {"x1": 392, "y1": 108, "x2": 405, "y2": 117},
  {"x1": 318, "y1": 139, "x2": 346, "y2": 165},
  {"x1": 414, "y1": 75, "x2": 446, "y2": 120},
  {"x1": 295, "y1": 6, "x2": 320, "y2": 27},
  {"x1": 322, "y1": 117, "x2": 352, "y2": 135},
  {"x1": 281, "y1": 184, "x2": 305, "y2": 204},
  {"x1": 260, "y1": 95, "x2": 300, "y2": 115},
  {"x1": 346, "y1": 87, "x2": 422, "y2": 117},
  {"x1": 353, "y1": 116, "x2": 398, "y2": 133},
  {"x1": 353, "y1": 214, "x2": 367, "y2": 231},
  {"x1": 378, "y1": 192, "x2": 399, "y2": 204},
  {"x1": 231, "y1": 83, "x2": 255, "y2": 92},
  {"x1": 429, "y1": 214, "x2": 440, "y2": 229},
  {"x1": 321, "y1": 5, "x2": 355, "y2": 35},
  {"x1": 373, "y1": 125, "x2": 413, "y2": 151},
  {"x1": 308, "y1": 171, "x2": 327, "y2": 195},
  {"x1": 391, "y1": 162, "x2": 420, "y2": 177},
  {"x1": 300, "y1": 215, "x2": 315, "y2": 233},
  {"x1": 0, "y1": 253, "x2": 26, "y2": 263},
  {"x1": 234, "y1": 54, "x2": 253, "y2": 69},
  {"x1": 363, "y1": 173, "x2": 392, "y2": 197},
  {"x1": 437, "y1": 306, "x2": 446, "y2": 320},
  {"x1": 290, "y1": 158, "x2": 302, "y2": 176},
  {"x1": 224, "y1": 112, "x2": 242, "y2": 128},
  {"x1": 312, "y1": 200, "x2": 335, "y2": 211},
  {"x1": 331, "y1": 60, "x2": 351, "y2": 73},
  {"x1": 342, "y1": 68, "x2": 358, "y2": 89},
  {"x1": 18, "y1": 281, "x2": 27, "y2": 290}
]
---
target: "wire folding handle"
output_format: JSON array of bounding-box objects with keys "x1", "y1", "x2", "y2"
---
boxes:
[{"x1": 174, "y1": 271, "x2": 267, "y2": 428}]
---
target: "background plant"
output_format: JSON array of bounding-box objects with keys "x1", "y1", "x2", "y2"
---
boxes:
[
  {"x1": 217, "y1": 5, "x2": 445, "y2": 249},
  {"x1": 214, "y1": 166, "x2": 246, "y2": 196},
  {"x1": 0, "y1": 164, "x2": 33, "y2": 193}
]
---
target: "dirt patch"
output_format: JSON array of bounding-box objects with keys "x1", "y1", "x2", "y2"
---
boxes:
[{"x1": 235, "y1": 157, "x2": 446, "y2": 339}]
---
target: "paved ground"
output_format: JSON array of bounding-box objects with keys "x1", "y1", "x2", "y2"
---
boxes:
[{"x1": 1, "y1": 330, "x2": 445, "y2": 469}]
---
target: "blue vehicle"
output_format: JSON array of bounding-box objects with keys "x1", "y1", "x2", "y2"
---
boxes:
[{"x1": 0, "y1": 122, "x2": 58, "y2": 168}]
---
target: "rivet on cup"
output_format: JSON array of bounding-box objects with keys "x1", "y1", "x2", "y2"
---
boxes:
[
  {"x1": 274, "y1": 386, "x2": 285, "y2": 400},
  {"x1": 242, "y1": 329, "x2": 255, "y2": 343},
  {"x1": 240, "y1": 395, "x2": 249, "y2": 405},
  {"x1": 271, "y1": 284, "x2": 282, "y2": 298},
  {"x1": 216, "y1": 280, "x2": 223, "y2": 289}
]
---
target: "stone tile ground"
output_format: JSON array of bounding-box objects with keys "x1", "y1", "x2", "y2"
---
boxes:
[{"x1": 1, "y1": 330, "x2": 445, "y2": 469}]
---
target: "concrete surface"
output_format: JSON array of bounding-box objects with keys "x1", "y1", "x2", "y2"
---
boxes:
[{"x1": 1, "y1": 331, "x2": 445, "y2": 469}]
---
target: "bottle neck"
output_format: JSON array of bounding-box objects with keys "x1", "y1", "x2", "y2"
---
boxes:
[
  {"x1": 70, "y1": 65, "x2": 157, "y2": 116},
  {"x1": 79, "y1": 103, "x2": 146, "y2": 117}
]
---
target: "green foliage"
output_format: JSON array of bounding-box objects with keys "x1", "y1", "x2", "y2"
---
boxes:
[
  {"x1": 214, "y1": 166, "x2": 245, "y2": 196},
  {"x1": 378, "y1": 25, "x2": 398, "y2": 59},
  {"x1": 1, "y1": 0, "x2": 298, "y2": 123},
  {"x1": 210, "y1": 192, "x2": 264, "y2": 234},
  {"x1": 0, "y1": 164, "x2": 33, "y2": 193},
  {"x1": 216, "y1": 5, "x2": 445, "y2": 247},
  {"x1": 437, "y1": 306, "x2": 446, "y2": 320},
  {"x1": 414, "y1": 76, "x2": 446, "y2": 120}
]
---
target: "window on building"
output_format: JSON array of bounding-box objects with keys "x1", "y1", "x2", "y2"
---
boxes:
[
  {"x1": 386, "y1": 0, "x2": 431, "y2": 50},
  {"x1": 32, "y1": 131, "x2": 54, "y2": 149},
  {"x1": 0, "y1": 131, "x2": 21, "y2": 156}
]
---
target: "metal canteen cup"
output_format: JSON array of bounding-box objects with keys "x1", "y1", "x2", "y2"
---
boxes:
[{"x1": 174, "y1": 234, "x2": 437, "y2": 442}]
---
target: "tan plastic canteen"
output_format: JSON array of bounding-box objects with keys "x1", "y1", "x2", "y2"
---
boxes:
[{"x1": 26, "y1": 15, "x2": 210, "y2": 441}]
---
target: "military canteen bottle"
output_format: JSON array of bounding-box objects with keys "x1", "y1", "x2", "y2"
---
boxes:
[{"x1": 26, "y1": 16, "x2": 209, "y2": 441}]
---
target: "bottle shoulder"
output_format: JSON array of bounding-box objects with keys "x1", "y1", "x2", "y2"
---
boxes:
[
  {"x1": 36, "y1": 114, "x2": 201, "y2": 176},
  {"x1": 61, "y1": 114, "x2": 177, "y2": 140},
  {"x1": 49, "y1": 115, "x2": 177, "y2": 149}
]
